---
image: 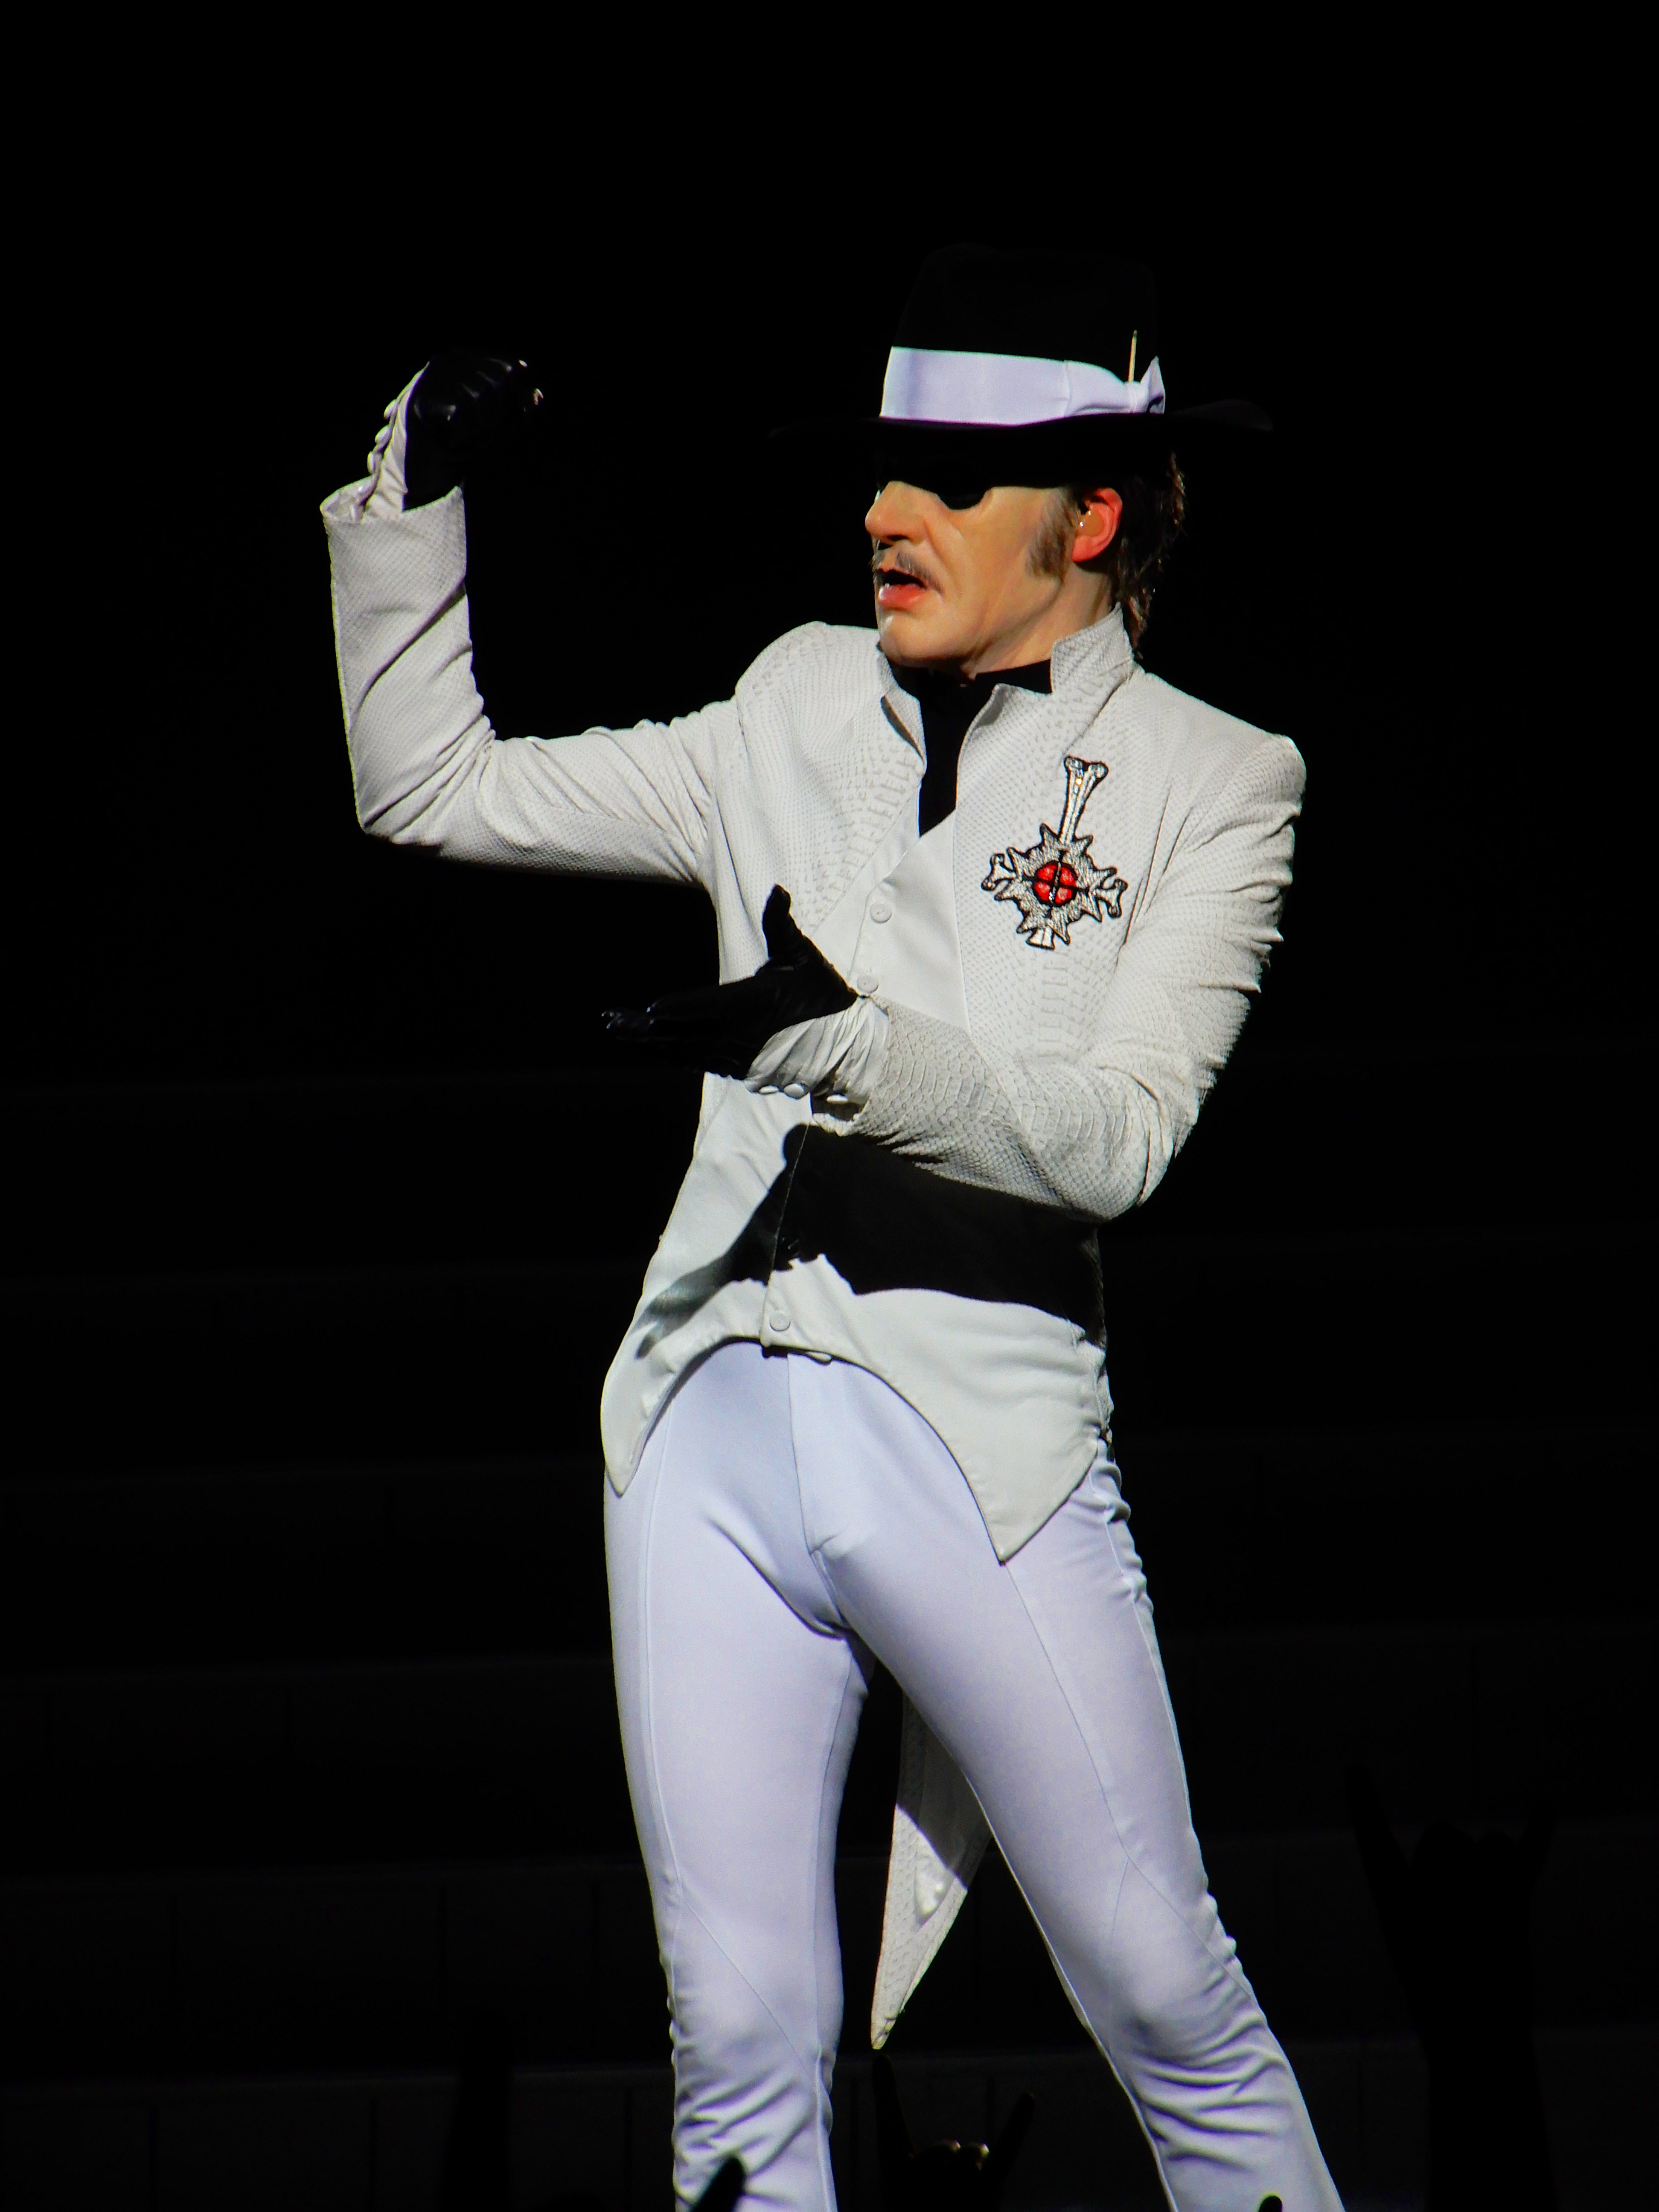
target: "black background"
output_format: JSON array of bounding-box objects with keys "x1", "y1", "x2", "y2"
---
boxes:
[
  {"x1": 8, "y1": 75, "x2": 1649, "y2": 1471},
  {"x1": 2, "y1": 55, "x2": 1653, "y2": 2206},
  {"x1": 12, "y1": 90, "x2": 1646, "y2": 1100}
]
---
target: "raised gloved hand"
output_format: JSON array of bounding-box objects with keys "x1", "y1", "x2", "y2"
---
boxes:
[
  {"x1": 605, "y1": 885, "x2": 887, "y2": 1105},
  {"x1": 872, "y1": 2053, "x2": 1034, "y2": 2209},
  {"x1": 403, "y1": 349, "x2": 541, "y2": 507}
]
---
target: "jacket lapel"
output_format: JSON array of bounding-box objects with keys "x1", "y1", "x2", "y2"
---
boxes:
[
  {"x1": 784, "y1": 646, "x2": 923, "y2": 939},
  {"x1": 955, "y1": 611, "x2": 1138, "y2": 998}
]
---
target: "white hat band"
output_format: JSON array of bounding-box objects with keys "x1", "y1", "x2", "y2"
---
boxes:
[{"x1": 880, "y1": 346, "x2": 1167, "y2": 427}]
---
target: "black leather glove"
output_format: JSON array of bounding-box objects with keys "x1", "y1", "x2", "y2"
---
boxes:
[
  {"x1": 603, "y1": 886, "x2": 855, "y2": 1078},
  {"x1": 873, "y1": 2053, "x2": 1034, "y2": 2209},
  {"x1": 404, "y1": 349, "x2": 541, "y2": 508}
]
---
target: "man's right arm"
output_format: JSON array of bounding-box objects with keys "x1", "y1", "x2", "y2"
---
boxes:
[{"x1": 320, "y1": 372, "x2": 721, "y2": 888}]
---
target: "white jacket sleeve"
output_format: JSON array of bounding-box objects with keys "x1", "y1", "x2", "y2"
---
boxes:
[
  {"x1": 851, "y1": 736, "x2": 1304, "y2": 1220},
  {"x1": 322, "y1": 485, "x2": 722, "y2": 885}
]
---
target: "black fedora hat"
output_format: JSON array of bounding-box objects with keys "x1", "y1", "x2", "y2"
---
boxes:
[{"x1": 779, "y1": 242, "x2": 1268, "y2": 488}]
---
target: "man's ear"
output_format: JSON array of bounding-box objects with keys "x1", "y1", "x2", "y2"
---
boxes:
[{"x1": 1074, "y1": 487, "x2": 1124, "y2": 564}]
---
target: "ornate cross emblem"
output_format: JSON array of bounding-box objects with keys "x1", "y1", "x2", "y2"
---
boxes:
[{"x1": 982, "y1": 757, "x2": 1129, "y2": 951}]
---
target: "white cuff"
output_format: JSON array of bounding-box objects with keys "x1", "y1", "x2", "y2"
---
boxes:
[
  {"x1": 349, "y1": 368, "x2": 424, "y2": 522},
  {"x1": 742, "y1": 999, "x2": 889, "y2": 1107}
]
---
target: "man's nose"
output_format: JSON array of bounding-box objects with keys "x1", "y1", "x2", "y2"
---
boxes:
[{"x1": 864, "y1": 481, "x2": 926, "y2": 540}]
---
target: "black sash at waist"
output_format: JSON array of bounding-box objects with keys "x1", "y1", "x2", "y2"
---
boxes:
[{"x1": 772, "y1": 1125, "x2": 1103, "y2": 1339}]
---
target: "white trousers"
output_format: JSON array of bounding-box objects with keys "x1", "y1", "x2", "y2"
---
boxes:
[{"x1": 605, "y1": 1343, "x2": 1340, "y2": 2211}]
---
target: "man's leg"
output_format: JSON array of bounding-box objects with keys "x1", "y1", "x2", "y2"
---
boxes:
[
  {"x1": 786, "y1": 1355, "x2": 1341, "y2": 2212},
  {"x1": 605, "y1": 1343, "x2": 869, "y2": 2210}
]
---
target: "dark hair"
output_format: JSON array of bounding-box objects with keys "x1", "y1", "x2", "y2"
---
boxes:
[{"x1": 1067, "y1": 453, "x2": 1187, "y2": 654}]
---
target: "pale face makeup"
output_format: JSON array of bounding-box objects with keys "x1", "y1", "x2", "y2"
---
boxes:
[{"x1": 865, "y1": 481, "x2": 1122, "y2": 680}]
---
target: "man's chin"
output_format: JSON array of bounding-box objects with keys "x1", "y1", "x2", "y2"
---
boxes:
[{"x1": 876, "y1": 604, "x2": 963, "y2": 665}]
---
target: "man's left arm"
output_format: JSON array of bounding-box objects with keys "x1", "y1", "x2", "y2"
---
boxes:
[{"x1": 850, "y1": 736, "x2": 1304, "y2": 1220}]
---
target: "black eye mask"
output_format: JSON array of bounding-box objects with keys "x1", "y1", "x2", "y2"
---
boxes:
[
  {"x1": 877, "y1": 477, "x2": 991, "y2": 512},
  {"x1": 929, "y1": 481, "x2": 993, "y2": 511}
]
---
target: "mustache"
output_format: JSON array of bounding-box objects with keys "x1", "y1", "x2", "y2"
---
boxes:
[{"x1": 870, "y1": 546, "x2": 938, "y2": 591}]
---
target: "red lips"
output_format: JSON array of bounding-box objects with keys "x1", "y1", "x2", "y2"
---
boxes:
[{"x1": 876, "y1": 569, "x2": 928, "y2": 608}]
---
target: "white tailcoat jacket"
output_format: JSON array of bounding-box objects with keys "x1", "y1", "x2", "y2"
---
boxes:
[{"x1": 323, "y1": 481, "x2": 1304, "y2": 2032}]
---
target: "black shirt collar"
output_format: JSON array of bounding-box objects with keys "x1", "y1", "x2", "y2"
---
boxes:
[{"x1": 892, "y1": 660, "x2": 1052, "y2": 835}]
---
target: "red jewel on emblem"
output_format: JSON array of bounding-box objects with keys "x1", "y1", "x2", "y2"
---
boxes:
[
  {"x1": 982, "y1": 757, "x2": 1129, "y2": 950},
  {"x1": 1031, "y1": 859, "x2": 1078, "y2": 907}
]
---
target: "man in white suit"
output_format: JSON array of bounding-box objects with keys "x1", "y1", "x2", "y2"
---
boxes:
[{"x1": 323, "y1": 244, "x2": 1340, "y2": 2212}]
